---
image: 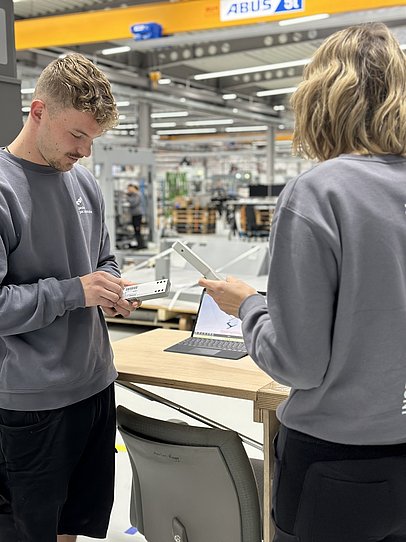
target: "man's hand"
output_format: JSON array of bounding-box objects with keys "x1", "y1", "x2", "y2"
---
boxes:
[
  {"x1": 101, "y1": 299, "x2": 141, "y2": 319},
  {"x1": 198, "y1": 276, "x2": 257, "y2": 317},
  {"x1": 80, "y1": 271, "x2": 125, "y2": 307},
  {"x1": 99, "y1": 277, "x2": 142, "y2": 318}
]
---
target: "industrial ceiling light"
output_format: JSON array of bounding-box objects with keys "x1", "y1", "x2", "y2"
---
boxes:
[
  {"x1": 156, "y1": 128, "x2": 217, "y2": 135},
  {"x1": 115, "y1": 124, "x2": 138, "y2": 129},
  {"x1": 151, "y1": 122, "x2": 177, "y2": 128},
  {"x1": 158, "y1": 78, "x2": 171, "y2": 85},
  {"x1": 21, "y1": 87, "x2": 35, "y2": 94},
  {"x1": 194, "y1": 58, "x2": 309, "y2": 80},
  {"x1": 101, "y1": 46, "x2": 131, "y2": 55},
  {"x1": 222, "y1": 93, "x2": 237, "y2": 100},
  {"x1": 279, "y1": 14, "x2": 330, "y2": 26},
  {"x1": 256, "y1": 87, "x2": 297, "y2": 97},
  {"x1": 151, "y1": 111, "x2": 189, "y2": 118},
  {"x1": 185, "y1": 119, "x2": 234, "y2": 126},
  {"x1": 225, "y1": 126, "x2": 268, "y2": 132},
  {"x1": 116, "y1": 101, "x2": 130, "y2": 107}
]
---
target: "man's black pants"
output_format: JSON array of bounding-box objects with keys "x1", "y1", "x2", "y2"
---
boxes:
[{"x1": 0, "y1": 385, "x2": 116, "y2": 542}]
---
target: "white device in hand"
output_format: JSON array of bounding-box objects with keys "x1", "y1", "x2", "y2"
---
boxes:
[
  {"x1": 172, "y1": 241, "x2": 223, "y2": 280},
  {"x1": 123, "y1": 279, "x2": 171, "y2": 302}
]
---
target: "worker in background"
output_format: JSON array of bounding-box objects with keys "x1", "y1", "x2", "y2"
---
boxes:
[
  {"x1": 200, "y1": 23, "x2": 406, "y2": 541},
  {"x1": 212, "y1": 183, "x2": 227, "y2": 217},
  {"x1": 0, "y1": 53, "x2": 140, "y2": 542},
  {"x1": 127, "y1": 183, "x2": 147, "y2": 250}
]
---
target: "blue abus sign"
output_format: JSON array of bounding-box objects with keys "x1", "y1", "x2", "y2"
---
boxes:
[{"x1": 220, "y1": 0, "x2": 303, "y2": 21}]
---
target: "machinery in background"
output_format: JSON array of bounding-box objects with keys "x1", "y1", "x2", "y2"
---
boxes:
[
  {"x1": 0, "y1": 0, "x2": 22, "y2": 147},
  {"x1": 92, "y1": 142, "x2": 156, "y2": 251}
]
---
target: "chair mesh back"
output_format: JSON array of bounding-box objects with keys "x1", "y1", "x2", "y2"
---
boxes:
[
  {"x1": 117, "y1": 406, "x2": 262, "y2": 542},
  {"x1": 122, "y1": 429, "x2": 243, "y2": 541}
]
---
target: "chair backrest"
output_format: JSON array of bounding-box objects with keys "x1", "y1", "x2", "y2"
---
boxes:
[{"x1": 117, "y1": 405, "x2": 262, "y2": 542}]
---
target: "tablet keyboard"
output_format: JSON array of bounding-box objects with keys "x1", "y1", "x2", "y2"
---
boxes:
[{"x1": 182, "y1": 337, "x2": 246, "y2": 352}]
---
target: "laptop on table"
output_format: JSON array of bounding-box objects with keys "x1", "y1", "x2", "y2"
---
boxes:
[{"x1": 164, "y1": 289, "x2": 248, "y2": 360}]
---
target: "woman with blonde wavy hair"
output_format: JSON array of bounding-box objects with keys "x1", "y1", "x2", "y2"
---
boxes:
[{"x1": 199, "y1": 23, "x2": 406, "y2": 541}]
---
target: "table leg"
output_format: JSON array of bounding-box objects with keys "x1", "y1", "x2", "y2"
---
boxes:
[{"x1": 262, "y1": 409, "x2": 280, "y2": 542}]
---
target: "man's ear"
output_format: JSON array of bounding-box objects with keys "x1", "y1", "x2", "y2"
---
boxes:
[{"x1": 30, "y1": 99, "x2": 46, "y2": 123}]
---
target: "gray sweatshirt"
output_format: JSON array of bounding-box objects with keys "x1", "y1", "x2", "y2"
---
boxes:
[
  {"x1": 0, "y1": 150, "x2": 118, "y2": 410},
  {"x1": 128, "y1": 192, "x2": 143, "y2": 216},
  {"x1": 240, "y1": 154, "x2": 406, "y2": 445}
]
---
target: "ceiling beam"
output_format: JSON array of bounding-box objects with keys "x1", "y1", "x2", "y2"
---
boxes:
[
  {"x1": 16, "y1": 46, "x2": 280, "y2": 122},
  {"x1": 122, "y1": 87, "x2": 280, "y2": 125},
  {"x1": 147, "y1": 18, "x2": 406, "y2": 71},
  {"x1": 219, "y1": 66, "x2": 305, "y2": 92},
  {"x1": 15, "y1": 0, "x2": 405, "y2": 50},
  {"x1": 142, "y1": 25, "x2": 342, "y2": 69}
]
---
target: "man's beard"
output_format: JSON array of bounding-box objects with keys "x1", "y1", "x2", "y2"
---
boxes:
[
  {"x1": 43, "y1": 153, "x2": 80, "y2": 172},
  {"x1": 46, "y1": 157, "x2": 73, "y2": 172}
]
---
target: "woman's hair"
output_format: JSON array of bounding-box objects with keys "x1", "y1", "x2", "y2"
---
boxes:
[
  {"x1": 33, "y1": 53, "x2": 118, "y2": 130},
  {"x1": 291, "y1": 23, "x2": 406, "y2": 160}
]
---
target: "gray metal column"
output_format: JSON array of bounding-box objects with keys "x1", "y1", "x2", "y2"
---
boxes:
[
  {"x1": 138, "y1": 100, "x2": 157, "y2": 244},
  {"x1": 266, "y1": 126, "x2": 275, "y2": 195},
  {"x1": 0, "y1": 0, "x2": 22, "y2": 147},
  {"x1": 138, "y1": 100, "x2": 151, "y2": 149}
]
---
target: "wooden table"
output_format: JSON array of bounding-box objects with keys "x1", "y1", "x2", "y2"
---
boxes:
[{"x1": 113, "y1": 328, "x2": 290, "y2": 542}]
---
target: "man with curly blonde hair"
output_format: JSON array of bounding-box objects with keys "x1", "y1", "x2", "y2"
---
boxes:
[
  {"x1": 200, "y1": 23, "x2": 406, "y2": 541},
  {"x1": 0, "y1": 53, "x2": 139, "y2": 541}
]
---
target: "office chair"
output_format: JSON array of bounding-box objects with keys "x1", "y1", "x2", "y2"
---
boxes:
[{"x1": 117, "y1": 405, "x2": 263, "y2": 542}]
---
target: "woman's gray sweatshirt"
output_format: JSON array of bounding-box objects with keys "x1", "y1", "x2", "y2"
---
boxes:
[
  {"x1": 0, "y1": 150, "x2": 118, "y2": 410},
  {"x1": 240, "y1": 154, "x2": 406, "y2": 445}
]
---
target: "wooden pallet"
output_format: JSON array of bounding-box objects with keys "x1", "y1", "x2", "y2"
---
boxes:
[
  {"x1": 240, "y1": 205, "x2": 274, "y2": 236},
  {"x1": 172, "y1": 207, "x2": 217, "y2": 234},
  {"x1": 174, "y1": 222, "x2": 216, "y2": 234},
  {"x1": 255, "y1": 208, "x2": 274, "y2": 226},
  {"x1": 105, "y1": 300, "x2": 198, "y2": 331}
]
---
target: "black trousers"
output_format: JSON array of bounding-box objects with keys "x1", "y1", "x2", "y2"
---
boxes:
[
  {"x1": 131, "y1": 214, "x2": 145, "y2": 248},
  {"x1": 273, "y1": 425, "x2": 406, "y2": 542},
  {"x1": 0, "y1": 385, "x2": 116, "y2": 542}
]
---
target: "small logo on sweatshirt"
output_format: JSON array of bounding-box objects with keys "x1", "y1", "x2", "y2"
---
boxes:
[
  {"x1": 402, "y1": 383, "x2": 406, "y2": 415},
  {"x1": 76, "y1": 196, "x2": 92, "y2": 215}
]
